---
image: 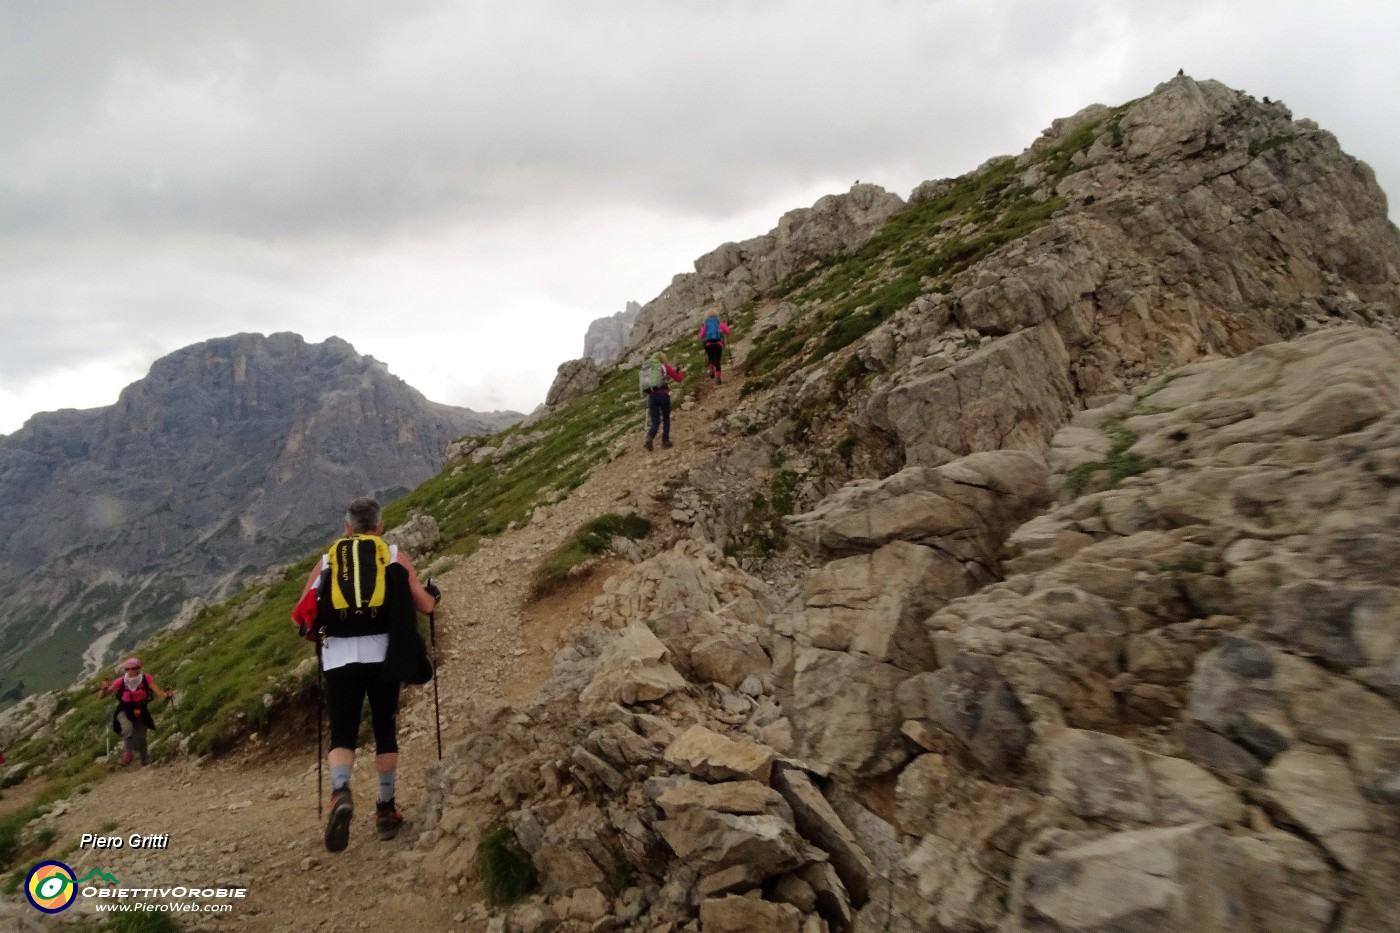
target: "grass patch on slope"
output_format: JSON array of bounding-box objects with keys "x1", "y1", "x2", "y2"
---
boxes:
[
  {"x1": 385, "y1": 326, "x2": 710, "y2": 556},
  {"x1": 1063, "y1": 419, "x2": 1155, "y2": 497},
  {"x1": 745, "y1": 125, "x2": 1105, "y2": 387},
  {"x1": 532, "y1": 512, "x2": 652, "y2": 598}
]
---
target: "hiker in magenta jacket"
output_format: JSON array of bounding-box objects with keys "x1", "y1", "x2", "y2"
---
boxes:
[
  {"x1": 698, "y1": 312, "x2": 732, "y2": 383},
  {"x1": 642, "y1": 351, "x2": 684, "y2": 451},
  {"x1": 99, "y1": 657, "x2": 174, "y2": 766}
]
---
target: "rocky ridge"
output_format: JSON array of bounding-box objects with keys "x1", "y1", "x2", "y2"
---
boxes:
[
  {"x1": 585, "y1": 302, "x2": 643, "y2": 365},
  {"x1": 437, "y1": 75, "x2": 1400, "y2": 932},
  {"x1": 0, "y1": 332, "x2": 519, "y2": 699},
  {"x1": 417, "y1": 323, "x2": 1400, "y2": 933}
]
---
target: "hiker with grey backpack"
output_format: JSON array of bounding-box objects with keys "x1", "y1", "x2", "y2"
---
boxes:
[{"x1": 639, "y1": 350, "x2": 685, "y2": 451}]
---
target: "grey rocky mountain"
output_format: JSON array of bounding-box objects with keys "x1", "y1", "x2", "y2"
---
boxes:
[
  {"x1": 423, "y1": 77, "x2": 1400, "y2": 930},
  {"x1": 583, "y1": 300, "x2": 641, "y2": 364},
  {"x1": 0, "y1": 331, "x2": 518, "y2": 700}
]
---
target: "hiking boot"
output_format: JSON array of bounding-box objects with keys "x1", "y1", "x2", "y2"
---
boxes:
[
  {"x1": 662, "y1": 439, "x2": 673, "y2": 449},
  {"x1": 643, "y1": 438, "x2": 653, "y2": 451},
  {"x1": 376, "y1": 799, "x2": 404, "y2": 841},
  {"x1": 324, "y1": 787, "x2": 353, "y2": 853},
  {"x1": 121, "y1": 751, "x2": 133, "y2": 765}
]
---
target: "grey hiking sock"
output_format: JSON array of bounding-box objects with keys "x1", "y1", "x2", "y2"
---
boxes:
[
  {"x1": 378, "y1": 770, "x2": 396, "y2": 804},
  {"x1": 330, "y1": 764, "x2": 352, "y2": 792}
]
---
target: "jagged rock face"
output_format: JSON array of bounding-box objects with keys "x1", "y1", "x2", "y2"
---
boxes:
[
  {"x1": 415, "y1": 77, "x2": 1400, "y2": 933},
  {"x1": 861, "y1": 77, "x2": 1400, "y2": 465},
  {"x1": 0, "y1": 332, "x2": 518, "y2": 696},
  {"x1": 421, "y1": 325, "x2": 1400, "y2": 932},
  {"x1": 408, "y1": 79, "x2": 1400, "y2": 933},
  {"x1": 583, "y1": 301, "x2": 641, "y2": 364},
  {"x1": 624, "y1": 183, "x2": 906, "y2": 355},
  {"x1": 545, "y1": 357, "x2": 603, "y2": 409}
]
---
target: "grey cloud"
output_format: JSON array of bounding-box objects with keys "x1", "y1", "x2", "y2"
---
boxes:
[
  {"x1": 3, "y1": 1, "x2": 1106, "y2": 243},
  {"x1": 2, "y1": 0, "x2": 1398, "y2": 430}
]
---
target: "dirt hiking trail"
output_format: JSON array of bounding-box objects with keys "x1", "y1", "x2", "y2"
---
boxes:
[{"x1": 13, "y1": 366, "x2": 744, "y2": 932}]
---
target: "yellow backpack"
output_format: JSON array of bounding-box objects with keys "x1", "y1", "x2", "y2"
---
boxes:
[{"x1": 326, "y1": 534, "x2": 391, "y2": 614}]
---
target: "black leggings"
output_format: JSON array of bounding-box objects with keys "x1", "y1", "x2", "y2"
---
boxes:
[
  {"x1": 324, "y1": 662, "x2": 400, "y2": 754},
  {"x1": 705, "y1": 342, "x2": 724, "y2": 371},
  {"x1": 646, "y1": 391, "x2": 672, "y2": 442}
]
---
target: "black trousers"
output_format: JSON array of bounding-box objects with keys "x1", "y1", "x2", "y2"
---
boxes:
[
  {"x1": 704, "y1": 342, "x2": 724, "y2": 371},
  {"x1": 646, "y1": 391, "x2": 672, "y2": 442},
  {"x1": 324, "y1": 662, "x2": 400, "y2": 754}
]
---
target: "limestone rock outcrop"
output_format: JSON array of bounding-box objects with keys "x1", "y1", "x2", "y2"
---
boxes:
[
  {"x1": 412, "y1": 73, "x2": 1400, "y2": 932},
  {"x1": 583, "y1": 301, "x2": 641, "y2": 364},
  {"x1": 545, "y1": 357, "x2": 603, "y2": 409},
  {"x1": 625, "y1": 183, "x2": 906, "y2": 355},
  {"x1": 421, "y1": 324, "x2": 1400, "y2": 933}
]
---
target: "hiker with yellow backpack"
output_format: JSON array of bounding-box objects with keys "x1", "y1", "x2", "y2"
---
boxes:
[{"x1": 292, "y1": 496, "x2": 441, "y2": 851}]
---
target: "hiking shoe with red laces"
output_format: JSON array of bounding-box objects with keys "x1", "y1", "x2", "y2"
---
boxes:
[
  {"x1": 324, "y1": 787, "x2": 353, "y2": 852},
  {"x1": 121, "y1": 751, "x2": 133, "y2": 765},
  {"x1": 376, "y1": 799, "x2": 404, "y2": 841}
]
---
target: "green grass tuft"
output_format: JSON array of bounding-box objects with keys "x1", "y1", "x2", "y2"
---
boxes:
[
  {"x1": 1063, "y1": 419, "x2": 1155, "y2": 497},
  {"x1": 478, "y1": 824, "x2": 538, "y2": 906}
]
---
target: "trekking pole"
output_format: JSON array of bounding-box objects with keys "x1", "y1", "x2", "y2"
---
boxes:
[
  {"x1": 316, "y1": 640, "x2": 325, "y2": 816},
  {"x1": 429, "y1": 602, "x2": 442, "y2": 761},
  {"x1": 166, "y1": 694, "x2": 183, "y2": 734}
]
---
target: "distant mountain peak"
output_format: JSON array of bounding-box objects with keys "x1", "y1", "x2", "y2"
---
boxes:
[{"x1": 0, "y1": 331, "x2": 520, "y2": 698}]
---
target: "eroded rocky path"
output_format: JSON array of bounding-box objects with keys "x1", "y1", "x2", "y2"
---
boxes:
[{"x1": 13, "y1": 368, "x2": 741, "y2": 932}]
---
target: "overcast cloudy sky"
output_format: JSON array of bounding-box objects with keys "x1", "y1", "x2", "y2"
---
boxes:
[{"x1": 2, "y1": 1, "x2": 1397, "y2": 434}]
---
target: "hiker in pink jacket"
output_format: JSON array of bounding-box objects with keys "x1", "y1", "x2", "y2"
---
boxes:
[
  {"x1": 99, "y1": 657, "x2": 174, "y2": 766},
  {"x1": 640, "y1": 351, "x2": 685, "y2": 451},
  {"x1": 698, "y1": 311, "x2": 732, "y2": 384}
]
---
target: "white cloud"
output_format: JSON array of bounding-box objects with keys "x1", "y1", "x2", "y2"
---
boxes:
[{"x1": 2, "y1": 0, "x2": 1398, "y2": 435}]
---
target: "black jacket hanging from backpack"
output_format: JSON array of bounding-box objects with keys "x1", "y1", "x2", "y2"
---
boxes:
[{"x1": 380, "y1": 562, "x2": 434, "y2": 686}]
